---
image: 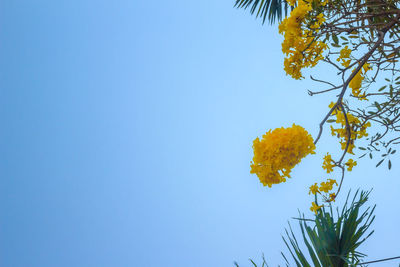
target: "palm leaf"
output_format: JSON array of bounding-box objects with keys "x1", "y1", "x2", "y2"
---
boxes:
[
  {"x1": 234, "y1": 0, "x2": 292, "y2": 24},
  {"x1": 282, "y1": 190, "x2": 375, "y2": 266}
]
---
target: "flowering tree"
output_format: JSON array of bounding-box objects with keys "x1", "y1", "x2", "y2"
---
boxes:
[
  {"x1": 238, "y1": 0, "x2": 400, "y2": 210},
  {"x1": 234, "y1": 0, "x2": 400, "y2": 265}
]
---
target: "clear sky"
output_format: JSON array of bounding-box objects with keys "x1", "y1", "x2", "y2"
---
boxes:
[{"x1": 1, "y1": 1, "x2": 399, "y2": 266}]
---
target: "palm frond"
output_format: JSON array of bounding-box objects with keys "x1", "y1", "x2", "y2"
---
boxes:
[
  {"x1": 282, "y1": 190, "x2": 375, "y2": 266},
  {"x1": 234, "y1": 0, "x2": 292, "y2": 24}
]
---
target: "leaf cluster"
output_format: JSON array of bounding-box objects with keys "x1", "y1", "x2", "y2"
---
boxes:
[
  {"x1": 234, "y1": 190, "x2": 376, "y2": 266},
  {"x1": 234, "y1": 0, "x2": 292, "y2": 24},
  {"x1": 282, "y1": 190, "x2": 375, "y2": 266}
]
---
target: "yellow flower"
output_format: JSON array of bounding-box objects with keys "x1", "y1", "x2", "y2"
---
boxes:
[
  {"x1": 345, "y1": 159, "x2": 357, "y2": 171},
  {"x1": 322, "y1": 153, "x2": 335, "y2": 173},
  {"x1": 319, "y1": 179, "x2": 337, "y2": 193},
  {"x1": 310, "y1": 202, "x2": 323, "y2": 214},
  {"x1": 349, "y1": 63, "x2": 370, "y2": 100},
  {"x1": 309, "y1": 183, "x2": 319, "y2": 195},
  {"x1": 349, "y1": 70, "x2": 364, "y2": 95},
  {"x1": 329, "y1": 193, "x2": 336, "y2": 202},
  {"x1": 278, "y1": 1, "x2": 327, "y2": 79},
  {"x1": 250, "y1": 124, "x2": 316, "y2": 187},
  {"x1": 337, "y1": 46, "x2": 352, "y2": 67},
  {"x1": 328, "y1": 103, "x2": 371, "y2": 155},
  {"x1": 340, "y1": 140, "x2": 355, "y2": 154}
]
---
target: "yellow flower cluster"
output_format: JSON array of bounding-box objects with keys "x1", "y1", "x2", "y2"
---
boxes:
[
  {"x1": 309, "y1": 178, "x2": 337, "y2": 211},
  {"x1": 329, "y1": 102, "x2": 371, "y2": 154},
  {"x1": 349, "y1": 64, "x2": 371, "y2": 100},
  {"x1": 319, "y1": 178, "x2": 337, "y2": 192},
  {"x1": 309, "y1": 178, "x2": 337, "y2": 195},
  {"x1": 322, "y1": 152, "x2": 334, "y2": 173},
  {"x1": 337, "y1": 45, "x2": 352, "y2": 67},
  {"x1": 310, "y1": 201, "x2": 323, "y2": 214},
  {"x1": 279, "y1": 0, "x2": 327, "y2": 79},
  {"x1": 250, "y1": 124, "x2": 316, "y2": 187},
  {"x1": 345, "y1": 158, "x2": 357, "y2": 171},
  {"x1": 309, "y1": 183, "x2": 319, "y2": 194}
]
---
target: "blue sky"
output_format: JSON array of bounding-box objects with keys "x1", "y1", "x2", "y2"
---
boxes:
[{"x1": 1, "y1": 1, "x2": 399, "y2": 266}]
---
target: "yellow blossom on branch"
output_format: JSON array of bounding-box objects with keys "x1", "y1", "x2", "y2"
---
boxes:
[
  {"x1": 319, "y1": 178, "x2": 337, "y2": 193},
  {"x1": 250, "y1": 124, "x2": 316, "y2": 187},
  {"x1": 329, "y1": 193, "x2": 336, "y2": 202},
  {"x1": 345, "y1": 159, "x2": 357, "y2": 171},
  {"x1": 278, "y1": 0, "x2": 327, "y2": 79},
  {"x1": 337, "y1": 45, "x2": 352, "y2": 67},
  {"x1": 322, "y1": 153, "x2": 335, "y2": 173},
  {"x1": 310, "y1": 201, "x2": 323, "y2": 214},
  {"x1": 309, "y1": 183, "x2": 319, "y2": 195},
  {"x1": 328, "y1": 103, "x2": 371, "y2": 155},
  {"x1": 349, "y1": 63, "x2": 371, "y2": 101}
]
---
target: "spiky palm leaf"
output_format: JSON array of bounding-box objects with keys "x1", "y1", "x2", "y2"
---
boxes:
[
  {"x1": 283, "y1": 190, "x2": 375, "y2": 266},
  {"x1": 234, "y1": 0, "x2": 292, "y2": 24},
  {"x1": 235, "y1": 190, "x2": 376, "y2": 266}
]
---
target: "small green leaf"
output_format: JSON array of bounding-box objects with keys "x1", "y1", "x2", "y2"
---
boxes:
[
  {"x1": 376, "y1": 159, "x2": 384, "y2": 167},
  {"x1": 326, "y1": 33, "x2": 330, "y2": 40},
  {"x1": 378, "y1": 85, "x2": 386, "y2": 91},
  {"x1": 374, "y1": 102, "x2": 381, "y2": 111},
  {"x1": 249, "y1": 259, "x2": 257, "y2": 267},
  {"x1": 388, "y1": 160, "x2": 392, "y2": 170},
  {"x1": 332, "y1": 34, "x2": 339, "y2": 44},
  {"x1": 358, "y1": 147, "x2": 366, "y2": 150}
]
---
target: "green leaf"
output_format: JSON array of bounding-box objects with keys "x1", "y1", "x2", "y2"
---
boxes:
[
  {"x1": 388, "y1": 160, "x2": 392, "y2": 170},
  {"x1": 390, "y1": 84, "x2": 394, "y2": 98},
  {"x1": 332, "y1": 34, "x2": 339, "y2": 44},
  {"x1": 376, "y1": 159, "x2": 384, "y2": 167},
  {"x1": 234, "y1": 0, "x2": 291, "y2": 24},
  {"x1": 378, "y1": 85, "x2": 386, "y2": 91},
  {"x1": 281, "y1": 190, "x2": 375, "y2": 266}
]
